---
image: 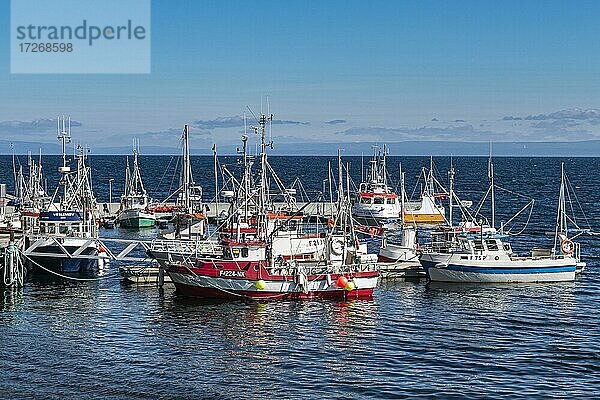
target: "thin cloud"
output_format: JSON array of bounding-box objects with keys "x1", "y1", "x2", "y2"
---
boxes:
[
  {"x1": 0, "y1": 118, "x2": 82, "y2": 135},
  {"x1": 193, "y1": 115, "x2": 308, "y2": 129},
  {"x1": 335, "y1": 122, "x2": 596, "y2": 142},
  {"x1": 504, "y1": 108, "x2": 600, "y2": 122},
  {"x1": 502, "y1": 116, "x2": 523, "y2": 121}
]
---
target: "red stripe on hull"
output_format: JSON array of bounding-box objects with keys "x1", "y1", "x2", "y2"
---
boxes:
[{"x1": 173, "y1": 281, "x2": 374, "y2": 300}]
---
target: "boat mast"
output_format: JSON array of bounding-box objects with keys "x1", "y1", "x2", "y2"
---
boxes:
[
  {"x1": 382, "y1": 144, "x2": 388, "y2": 188},
  {"x1": 57, "y1": 116, "x2": 72, "y2": 206},
  {"x1": 255, "y1": 113, "x2": 272, "y2": 240},
  {"x1": 124, "y1": 156, "x2": 130, "y2": 197},
  {"x1": 554, "y1": 162, "x2": 568, "y2": 251},
  {"x1": 213, "y1": 144, "x2": 219, "y2": 220},
  {"x1": 335, "y1": 149, "x2": 347, "y2": 238},
  {"x1": 181, "y1": 124, "x2": 191, "y2": 214},
  {"x1": 448, "y1": 156, "x2": 455, "y2": 227},
  {"x1": 346, "y1": 161, "x2": 355, "y2": 243},
  {"x1": 488, "y1": 143, "x2": 495, "y2": 229},
  {"x1": 241, "y1": 135, "x2": 250, "y2": 222},
  {"x1": 428, "y1": 156, "x2": 434, "y2": 194},
  {"x1": 399, "y1": 162, "x2": 405, "y2": 226},
  {"x1": 328, "y1": 160, "x2": 333, "y2": 216}
]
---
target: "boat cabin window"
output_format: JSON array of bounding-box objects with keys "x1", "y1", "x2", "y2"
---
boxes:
[
  {"x1": 374, "y1": 197, "x2": 384, "y2": 204},
  {"x1": 486, "y1": 240, "x2": 499, "y2": 251},
  {"x1": 232, "y1": 248, "x2": 240, "y2": 258},
  {"x1": 289, "y1": 221, "x2": 298, "y2": 231},
  {"x1": 275, "y1": 220, "x2": 287, "y2": 231},
  {"x1": 473, "y1": 240, "x2": 484, "y2": 251},
  {"x1": 386, "y1": 198, "x2": 395, "y2": 204},
  {"x1": 42, "y1": 224, "x2": 57, "y2": 234},
  {"x1": 59, "y1": 224, "x2": 70, "y2": 234},
  {"x1": 361, "y1": 197, "x2": 371, "y2": 204},
  {"x1": 241, "y1": 247, "x2": 249, "y2": 258}
]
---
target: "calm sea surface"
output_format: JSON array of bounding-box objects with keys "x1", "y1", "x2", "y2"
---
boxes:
[{"x1": 1, "y1": 155, "x2": 599, "y2": 399}]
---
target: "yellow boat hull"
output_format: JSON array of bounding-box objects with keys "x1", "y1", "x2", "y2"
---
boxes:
[{"x1": 404, "y1": 213, "x2": 445, "y2": 224}]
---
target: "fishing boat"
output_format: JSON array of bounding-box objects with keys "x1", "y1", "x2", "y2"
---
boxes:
[
  {"x1": 165, "y1": 113, "x2": 379, "y2": 300},
  {"x1": 118, "y1": 144, "x2": 156, "y2": 229},
  {"x1": 421, "y1": 162, "x2": 584, "y2": 283},
  {"x1": 24, "y1": 117, "x2": 108, "y2": 275},
  {"x1": 404, "y1": 158, "x2": 446, "y2": 224},
  {"x1": 148, "y1": 125, "x2": 213, "y2": 265},
  {"x1": 19, "y1": 151, "x2": 51, "y2": 234},
  {"x1": 377, "y1": 163, "x2": 422, "y2": 278},
  {"x1": 352, "y1": 145, "x2": 401, "y2": 225}
]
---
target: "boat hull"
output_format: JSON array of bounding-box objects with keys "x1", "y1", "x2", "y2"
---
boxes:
[
  {"x1": 26, "y1": 244, "x2": 101, "y2": 274},
  {"x1": 118, "y1": 209, "x2": 156, "y2": 229},
  {"x1": 421, "y1": 259, "x2": 577, "y2": 283},
  {"x1": 404, "y1": 213, "x2": 445, "y2": 224},
  {"x1": 167, "y1": 266, "x2": 378, "y2": 300}
]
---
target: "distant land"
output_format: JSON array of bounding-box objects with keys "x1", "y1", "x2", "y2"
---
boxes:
[{"x1": 2, "y1": 140, "x2": 600, "y2": 157}]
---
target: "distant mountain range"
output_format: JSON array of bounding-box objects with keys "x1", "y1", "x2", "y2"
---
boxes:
[{"x1": 2, "y1": 139, "x2": 600, "y2": 156}]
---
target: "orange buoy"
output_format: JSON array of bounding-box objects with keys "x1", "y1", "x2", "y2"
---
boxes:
[{"x1": 336, "y1": 276, "x2": 348, "y2": 288}]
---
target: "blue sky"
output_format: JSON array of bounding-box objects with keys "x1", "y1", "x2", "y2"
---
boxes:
[{"x1": 1, "y1": 0, "x2": 600, "y2": 153}]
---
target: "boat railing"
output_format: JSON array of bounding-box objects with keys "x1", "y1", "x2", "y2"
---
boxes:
[
  {"x1": 266, "y1": 259, "x2": 377, "y2": 276},
  {"x1": 151, "y1": 239, "x2": 222, "y2": 255},
  {"x1": 574, "y1": 241, "x2": 582, "y2": 262}
]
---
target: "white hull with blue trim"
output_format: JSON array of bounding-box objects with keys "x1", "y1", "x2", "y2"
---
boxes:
[{"x1": 421, "y1": 255, "x2": 578, "y2": 283}]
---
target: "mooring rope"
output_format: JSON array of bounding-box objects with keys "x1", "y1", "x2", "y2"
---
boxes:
[
  {"x1": 18, "y1": 249, "x2": 117, "y2": 282},
  {"x1": 2, "y1": 245, "x2": 24, "y2": 287}
]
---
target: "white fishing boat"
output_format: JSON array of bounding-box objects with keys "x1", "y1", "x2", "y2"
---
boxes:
[
  {"x1": 421, "y1": 162, "x2": 585, "y2": 283},
  {"x1": 377, "y1": 163, "x2": 422, "y2": 278},
  {"x1": 118, "y1": 143, "x2": 156, "y2": 229},
  {"x1": 352, "y1": 145, "x2": 401, "y2": 224},
  {"x1": 24, "y1": 117, "x2": 108, "y2": 275}
]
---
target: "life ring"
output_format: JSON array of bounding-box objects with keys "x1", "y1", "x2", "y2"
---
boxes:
[
  {"x1": 561, "y1": 239, "x2": 575, "y2": 255},
  {"x1": 330, "y1": 239, "x2": 344, "y2": 256}
]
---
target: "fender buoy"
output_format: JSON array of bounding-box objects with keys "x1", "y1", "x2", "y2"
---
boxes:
[
  {"x1": 336, "y1": 276, "x2": 348, "y2": 288},
  {"x1": 561, "y1": 239, "x2": 575, "y2": 255},
  {"x1": 255, "y1": 280, "x2": 266, "y2": 290}
]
